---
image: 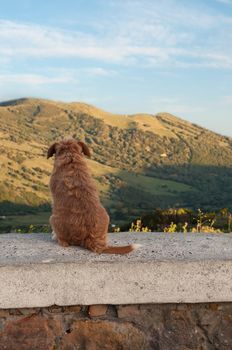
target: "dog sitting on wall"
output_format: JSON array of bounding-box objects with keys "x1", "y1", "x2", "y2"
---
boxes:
[{"x1": 47, "y1": 138, "x2": 139, "y2": 254}]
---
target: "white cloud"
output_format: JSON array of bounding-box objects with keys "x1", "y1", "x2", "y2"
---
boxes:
[
  {"x1": 217, "y1": 0, "x2": 232, "y2": 4},
  {"x1": 0, "y1": 0, "x2": 232, "y2": 69},
  {"x1": 0, "y1": 20, "x2": 125, "y2": 62},
  {"x1": 0, "y1": 73, "x2": 74, "y2": 85},
  {"x1": 220, "y1": 95, "x2": 232, "y2": 105},
  {"x1": 0, "y1": 18, "x2": 231, "y2": 70},
  {"x1": 0, "y1": 66, "x2": 117, "y2": 91},
  {"x1": 82, "y1": 67, "x2": 116, "y2": 76}
]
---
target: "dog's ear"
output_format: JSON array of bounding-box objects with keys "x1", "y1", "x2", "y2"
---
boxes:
[
  {"x1": 47, "y1": 143, "x2": 58, "y2": 159},
  {"x1": 78, "y1": 141, "x2": 91, "y2": 158}
]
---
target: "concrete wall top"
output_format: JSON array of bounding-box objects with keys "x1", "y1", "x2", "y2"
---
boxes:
[{"x1": 0, "y1": 232, "x2": 232, "y2": 308}]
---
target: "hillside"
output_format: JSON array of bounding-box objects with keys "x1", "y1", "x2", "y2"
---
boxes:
[{"x1": 0, "y1": 97, "x2": 232, "y2": 229}]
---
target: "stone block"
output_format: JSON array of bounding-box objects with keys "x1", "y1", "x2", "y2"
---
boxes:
[
  {"x1": 0, "y1": 314, "x2": 62, "y2": 350},
  {"x1": 88, "y1": 305, "x2": 108, "y2": 317},
  {"x1": 65, "y1": 305, "x2": 82, "y2": 313},
  {"x1": 0, "y1": 310, "x2": 10, "y2": 318},
  {"x1": 60, "y1": 320, "x2": 151, "y2": 350},
  {"x1": 117, "y1": 305, "x2": 140, "y2": 318}
]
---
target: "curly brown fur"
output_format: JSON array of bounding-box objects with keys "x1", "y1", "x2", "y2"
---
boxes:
[{"x1": 47, "y1": 138, "x2": 137, "y2": 254}]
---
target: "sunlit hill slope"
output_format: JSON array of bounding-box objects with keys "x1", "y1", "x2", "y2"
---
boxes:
[{"x1": 0, "y1": 98, "x2": 232, "y2": 228}]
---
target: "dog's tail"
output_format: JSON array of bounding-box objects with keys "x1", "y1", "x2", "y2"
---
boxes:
[{"x1": 102, "y1": 244, "x2": 141, "y2": 254}]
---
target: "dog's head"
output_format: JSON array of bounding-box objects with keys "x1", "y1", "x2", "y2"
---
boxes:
[{"x1": 47, "y1": 139, "x2": 91, "y2": 159}]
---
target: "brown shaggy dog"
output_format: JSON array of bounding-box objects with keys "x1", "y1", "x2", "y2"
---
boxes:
[{"x1": 47, "y1": 138, "x2": 138, "y2": 254}]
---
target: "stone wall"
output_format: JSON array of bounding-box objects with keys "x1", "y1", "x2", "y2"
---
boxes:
[
  {"x1": 2, "y1": 232, "x2": 232, "y2": 349},
  {"x1": 1, "y1": 302, "x2": 232, "y2": 350}
]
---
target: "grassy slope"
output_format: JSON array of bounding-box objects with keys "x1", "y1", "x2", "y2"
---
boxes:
[
  {"x1": 0, "y1": 97, "x2": 232, "y2": 228},
  {"x1": 0, "y1": 98, "x2": 193, "y2": 202}
]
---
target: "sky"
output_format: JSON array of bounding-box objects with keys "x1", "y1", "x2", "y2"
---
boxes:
[{"x1": 0, "y1": 0, "x2": 232, "y2": 136}]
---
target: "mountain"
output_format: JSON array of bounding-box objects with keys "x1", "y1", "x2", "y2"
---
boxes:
[{"x1": 0, "y1": 98, "x2": 232, "y2": 229}]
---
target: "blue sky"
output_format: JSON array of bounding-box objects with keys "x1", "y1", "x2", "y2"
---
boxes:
[{"x1": 0, "y1": 0, "x2": 232, "y2": 136}]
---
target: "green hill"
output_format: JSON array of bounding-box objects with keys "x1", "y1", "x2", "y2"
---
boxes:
[{"x1": 0, "y1": 97, "x2": 232, "y2": 230}]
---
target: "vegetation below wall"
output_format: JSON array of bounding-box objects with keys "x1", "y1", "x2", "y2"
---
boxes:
[{"x1": 1, "y1": 207, "x2": 231, "y2": 234}]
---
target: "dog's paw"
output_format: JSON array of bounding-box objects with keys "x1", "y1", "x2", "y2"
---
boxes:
[{"x1": 51, "y1": 230, "x2": 57, "y2": 241}]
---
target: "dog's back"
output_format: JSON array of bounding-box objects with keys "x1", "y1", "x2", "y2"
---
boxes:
[
  {"x1": 50, "y1": 148, "x2": 109, "y2": 247},
  {"x1": 48, "y1": 139, "x2": 138, "y2": 254}
]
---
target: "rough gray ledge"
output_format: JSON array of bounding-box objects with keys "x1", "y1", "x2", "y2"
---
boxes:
[{"x1": 0, "y1": 232, "x2": 232, "y2": 308}]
